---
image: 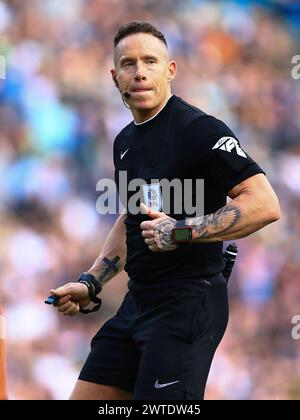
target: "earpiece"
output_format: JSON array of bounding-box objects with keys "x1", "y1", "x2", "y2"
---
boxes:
[{"x1": 113, "y1": 75, "x2": 131, "y2": 100}]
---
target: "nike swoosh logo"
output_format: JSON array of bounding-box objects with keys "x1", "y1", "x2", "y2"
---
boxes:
[
  {"x1": 154, "y1": 380, "x2": 180, "y2": 389},
  {"x1": 120, "y1": 148, "x2": 129, "y2": 160}
]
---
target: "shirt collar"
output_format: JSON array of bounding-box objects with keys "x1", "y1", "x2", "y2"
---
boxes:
[{"x1": 134, "y1": 94, "x2": 174, "y2": 126}]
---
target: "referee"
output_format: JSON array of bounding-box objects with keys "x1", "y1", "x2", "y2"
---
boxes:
[{"x1": 50, "y1": 21, "x2": 280, "y2": 400}]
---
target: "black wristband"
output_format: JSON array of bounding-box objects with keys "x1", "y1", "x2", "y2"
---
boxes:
[
  {"x1": 78, "y1": 272, "x2": 102, "y2": 314},
  {"x1": 78, "y1": 272, "x2": 102, "y2": 298}
]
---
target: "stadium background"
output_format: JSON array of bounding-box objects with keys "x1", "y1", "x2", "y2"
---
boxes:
[{"x1": 0, "y1": 0, "x2": 299, "y2": 399}]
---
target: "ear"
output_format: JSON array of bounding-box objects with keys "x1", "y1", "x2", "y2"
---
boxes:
[
  {"x1": 167, "y1": 60, "x2": 177, "y2": 82},
  {"x1": 111, "y1": 69, "x2": 119, "y2": 88}
]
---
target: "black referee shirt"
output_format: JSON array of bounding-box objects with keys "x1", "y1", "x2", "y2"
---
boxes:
[{"x1": 114, "y1": 95, "x2": 264, "y2": 291}]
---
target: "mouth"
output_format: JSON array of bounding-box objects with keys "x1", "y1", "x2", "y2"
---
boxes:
[{"x1": 131, "y1": 88, "x2": 152, "y2": 93}]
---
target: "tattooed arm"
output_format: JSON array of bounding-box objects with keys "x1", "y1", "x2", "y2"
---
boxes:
[
  {"x1": 87, "y1": 210, "x2": 127, "y2": 285},
  {"x1": 50, "y1": 211, "x2": 127, "y2": 315},
  {"x1": 140, "y1": 174, "x2": 280, "y2": 251},
  {"x1": 189, "y1": 174, "x2": 280, "y2": 242}
]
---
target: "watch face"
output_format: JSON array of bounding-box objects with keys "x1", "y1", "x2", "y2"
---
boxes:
[{"x1": 173, "y1": 228, "x2": 192, "y2": 241}]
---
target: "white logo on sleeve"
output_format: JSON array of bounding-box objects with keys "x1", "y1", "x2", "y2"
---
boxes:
[
  {"x1": 154, "y1": 380, "x2": 180, "y2": 389},
  {"x1": 212, "y1": 137, "x2": 247, "y2": 158},
  {"x1": 120, "y1": 148, "x2": 129, "y2": 160}
]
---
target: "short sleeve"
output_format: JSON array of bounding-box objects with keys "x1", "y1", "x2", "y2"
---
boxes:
[{"x1": 184, "y1": 115, "x2": 265, "y2": 194}]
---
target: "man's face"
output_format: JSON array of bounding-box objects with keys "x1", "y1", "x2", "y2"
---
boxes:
[{"x1": 112, "y1": 33, "x2": 176, "y2": 121}]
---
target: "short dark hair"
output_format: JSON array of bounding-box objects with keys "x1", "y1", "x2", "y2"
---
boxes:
[{"x1": 114, "y1": 21, "x2": 168, "y2": 49}]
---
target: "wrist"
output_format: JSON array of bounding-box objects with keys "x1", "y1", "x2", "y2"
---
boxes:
[
  {"x1": 86, "y1": 269, "x2": 100, "y2": 283},
  {"x1": 78, "y1": 282, "x2": 90, "y2": 298},
  {"x1": 78, "y1": 272, "x2": 102, "y2": 299},
  {"x1": 77, "y1": 272, "x2": 102, "y2": 314}
]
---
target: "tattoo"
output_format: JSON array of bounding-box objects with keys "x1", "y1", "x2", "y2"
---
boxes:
[
  {"x1": 91, "y1": 256, "x2": 122, "y2": 286},
  {"x1": 186, "y1": 204, "x2": 241, "y2": 240},
  {"x1": 102, "y1": 257, "x2": 120, "y2": 273},
  {"x1": 153, "y1": 218, "x2": 178, "y2": 251}
]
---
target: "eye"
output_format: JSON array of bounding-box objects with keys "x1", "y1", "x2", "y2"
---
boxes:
[
  {"x1": 146, "y1": 59, "x2": 156, "y2": 64},
  {"x1": 123, "y1": 61, "x2": 134, "y2": 67}
]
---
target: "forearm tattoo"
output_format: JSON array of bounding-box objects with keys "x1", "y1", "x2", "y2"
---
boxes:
[
  {"x1": 92, "y1": 256, "x2": 122, "y2": 286},
  {"x1": 186, "y1": 204, "x2": 241, "y2": 240}
]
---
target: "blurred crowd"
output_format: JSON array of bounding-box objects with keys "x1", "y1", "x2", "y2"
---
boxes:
[{"x1": 0, "y1": 0, "x2": 300, "y2": 400}]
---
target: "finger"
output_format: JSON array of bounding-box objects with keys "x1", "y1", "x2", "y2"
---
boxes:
[
  {"x1": 58, "y1": 300, "x2": 74, "y2": 312},
  {"x1": 149, "y1": 245, "x2": 161, "y2": 252},
  {"x1": 50, "y1": 284, "x2": 73, "y2": 297},
  {"x1": 68, "y1": 307, "x2": 79, "y2": 316},
  {"x1": 141, "y1": 230, "x2": 154, "y2": 238},
  {"x1": 147, "y1": 207, "x2": 164, "y2": 219},
  {"x1": 69, "y1": 303, "x2": 80, "y2": 316},
  {"x1": 64, "y1": 303, "x2": 78, "y2": 316},
  {"x1": 140, "y1": 221, "x2": 154, "y2": 230},
  {"x1": 153, "y1": 231, "x2": 165, "y2": 251},
  {"x1": 145, "y1": 238, "x2": 155, "y2": 245},
  {"x1": 50, "y1": 287, "x2": 66, "y2": 297},
  {"x1": 140, "y1": 202, "x2": 164, "y2": 219},
  {"x1": 140, "y1": 203, "x2": 149, "y2": 214},
  {"x1": 56, "y1": 295, "x2": 72, "y2": 307}
]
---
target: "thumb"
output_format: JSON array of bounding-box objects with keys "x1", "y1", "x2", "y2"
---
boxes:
[
  {"x1": 141, "y1": 203, "x2": 163, "y2": 219},
  {"x1": 50, "y1": 286, "x2": 70, "y2": 297}
]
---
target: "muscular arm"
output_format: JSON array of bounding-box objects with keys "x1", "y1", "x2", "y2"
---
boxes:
[
  {"x1": 140, "y1": 174, "x2": 281, "y2": 251},
  {"x1": 186, "y1": 173, "x2": 281, "y2": 242},
  {"x1": 50, "y1": 211, "x2": 127, "y2": 315},
  {"x1": 87, "y1": 210, "x2": 127, "y2": 286}
]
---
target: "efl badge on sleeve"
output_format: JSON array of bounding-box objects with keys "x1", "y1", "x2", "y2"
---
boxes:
[{"x1": 142, "y1": 183, "x2": 163, "y2": 212}]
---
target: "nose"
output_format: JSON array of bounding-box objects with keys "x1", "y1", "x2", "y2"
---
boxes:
[{"x1": 134, "y1": 63, "x2": 147, "y2": 82}]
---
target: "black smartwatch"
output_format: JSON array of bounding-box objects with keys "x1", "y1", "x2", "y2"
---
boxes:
[{"x1": 171, "y1": 220, "x2": 194, "y2": 243}]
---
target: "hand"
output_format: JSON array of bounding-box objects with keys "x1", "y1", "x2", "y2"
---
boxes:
[
  {"x1": 140, "y1": 203, "x2": 178, "y2": 252},
  {"x1": 49, "y1": 282, "x2": 91, "y2": 316}
]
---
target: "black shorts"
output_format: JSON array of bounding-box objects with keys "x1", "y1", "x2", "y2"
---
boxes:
[{"x1": 79, "y1": 273, "x2": 228, "y2": 400}]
